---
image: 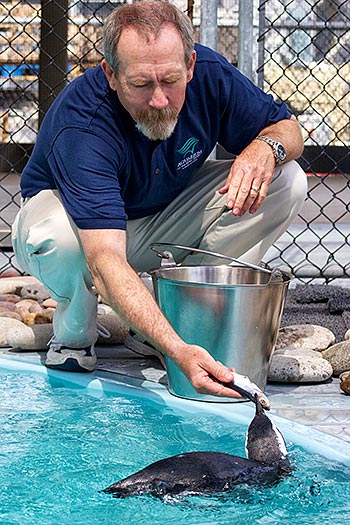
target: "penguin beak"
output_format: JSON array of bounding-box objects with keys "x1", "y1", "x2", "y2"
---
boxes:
[{"x1": 253, "y1": 393, "x2": 265, "y2": 415}]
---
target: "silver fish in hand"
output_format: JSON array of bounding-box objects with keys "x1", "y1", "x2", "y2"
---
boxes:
[{"x1": 226, "y1": 373, "x2": 271, "y2": 410}]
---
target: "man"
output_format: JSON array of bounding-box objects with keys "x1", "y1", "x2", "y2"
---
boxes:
[{"x1": 12, "y1": 1, "x2": 306, "y2": 399}]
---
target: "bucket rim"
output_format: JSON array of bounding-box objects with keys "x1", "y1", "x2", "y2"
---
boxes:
[{"x1": 150, "y1": 264, "x2": 292, "y2": 288}]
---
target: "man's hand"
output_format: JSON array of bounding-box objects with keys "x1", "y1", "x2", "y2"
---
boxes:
[
  {"x1": 218, "y1": 117, "x2": 304, "y2": 217},
  {"x1": 218, "y1": 139, "x2": 275, "y2": 216},
  {"x1": 172, "y1": 344, "x2": 241, "y2": 398}
]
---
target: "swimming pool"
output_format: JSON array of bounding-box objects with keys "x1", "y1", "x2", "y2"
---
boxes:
[{"x1": 1, "y1": 354, "x2": 350, "y2": 525}]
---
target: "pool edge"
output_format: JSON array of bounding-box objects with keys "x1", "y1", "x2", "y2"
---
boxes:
[{"x1": 1, "y1": 352, "x2": 350, "y2": 467}]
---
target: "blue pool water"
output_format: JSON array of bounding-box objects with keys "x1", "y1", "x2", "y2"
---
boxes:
[{"x1": 0, "y1": 361, "x2": 350, "y2": 525}]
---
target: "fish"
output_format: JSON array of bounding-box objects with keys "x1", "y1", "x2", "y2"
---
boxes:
[{"x1": 225, "y1": 372, "x2": 271, "y2": 410}]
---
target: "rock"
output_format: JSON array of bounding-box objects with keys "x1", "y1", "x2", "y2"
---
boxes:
[
  {"x1": 345, "y1": 329, "x2": 350, "y2": 341},
  {"x1": 0, "y1": 294, "x2": 21, "y2": 303},
  {"x1": 23, "y1": 310, "x2": 54, "y2": 325},
  {"x1": 340, "y1": 371, "x2": 350, "y2": 380},
  {"x1": 0, "y1": 269, "x2": 21, "y2": 278},
  {"x1": 321, "y1": 341, "x2": 350, "y2": 376},
  {"x1": 15, "y1": 304, "x2": 31, "y2": 321},
  {"x1": 19, "y1": 283, "x2": 51, "y2": 302},
  {"x1": 340, "y1": 382, "x2": 350, "y2": 395},
  {"x1": 15, "y1": 300, "x2": 40, "y2": 322},
  {"x1": 339, "y1": 371, "x2": 350, "y2": 395},
  {"x1": 96, "y1": 313, "x2": 129, "y2": 344},
  {"x1": 276, "y1": 324, "x2": 335, "y2": 351},
  {"x1": 29, "y1": 302, "x2": 43, "y2": 314},
  {"x1": 0, "y1": 311, "x2": 23, "y2": 322},
  {"x1": 22, "y1": 312, "x2": 37, "y2": 325},
  {"x1": 15, "y1": 299, "x2": 38, "y2": 308},
  {"x1": 273, "y1": 347, "x2": 322, "y2": 358},
  {"x1": 42, "y1": 307, "x2": 55, "y2": 320},
  {"x1": 42, "y1": 298, "x2": 57, "y2": 308},
  {"x1": 6, "y1": 323, "x2": 53, "y2": 350},
  {"x1": 0, "y1": 317, "x2": 27, "y2": 347},
  {"x1": 268, "y1": 354, "x2": 333, "y2": 383},
  {"x1": 0, "y1": 301, "x2": 16, "y2": 312},
  {"x1": 0, "y1": 276, "x2": 42, "y2": 294}
]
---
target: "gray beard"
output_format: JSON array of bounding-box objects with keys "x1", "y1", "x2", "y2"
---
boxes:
[{"x1": 135, "y1": 107, "x2": 179, "y2": 141}]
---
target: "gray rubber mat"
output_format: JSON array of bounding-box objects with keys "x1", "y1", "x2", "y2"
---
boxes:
[{"x1": 281, "y1": 285, "x2": 350, "y2": 342}]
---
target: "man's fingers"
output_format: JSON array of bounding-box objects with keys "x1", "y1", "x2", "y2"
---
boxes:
[
  {"x1": 249, "y1": 180, "x2": 268, "y2": 214},
  {"x1": 197, "y1": 378, "x2": 242, "y2": 398},
  {"x1": 218, "y1": 183, "x2": 229, "y2": 195},
  {"x1": 224, "y1": 166, "x2": 246, "y2": 209},
  {"x1": 211, "y1": 362, "x2": 235, "y2": 383},
  {"x1": 194, "y1": 358, "x2": 242, "y2": 398},
  {"x1": 218, "y1": 168, "x2": 235, "y2": 195},
  {"x1": 176, "y1": 345, "x2": 242, "y2": 399}
]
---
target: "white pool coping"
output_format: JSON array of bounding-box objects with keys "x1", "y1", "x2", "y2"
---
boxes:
[{"x1": 2, "y1": 353, "x2": 350, "y2": 466}]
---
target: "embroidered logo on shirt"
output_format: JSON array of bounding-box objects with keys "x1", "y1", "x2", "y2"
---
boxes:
[
  {"x1": 176, "y1": 137, "x2": 203, "y2": 171},
  {"x1": 176, "y1": 137, "x2": 199, "y2": 157}
]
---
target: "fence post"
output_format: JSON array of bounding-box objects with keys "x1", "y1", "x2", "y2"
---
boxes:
[
  {"x1": 39, "y1": 0, "x2": 68, "y2": 127},
  {"x1": 238, "y1": 0, "x2": 254, "y2": 81},
  {"x1": 257, "y1": 0, "x2": 266, "y2": 89},
  {"x1": 200, "y1": 0, "x2": 218, "y2": 159},
  {"x1": 200, "y1": 0, "x2": 218, "y2": 50}
]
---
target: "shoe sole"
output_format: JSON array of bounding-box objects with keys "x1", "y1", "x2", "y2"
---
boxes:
[
  {"x1": 45, "y1": 351, "x2": 96, "y2": 373},
  {"x1": 45, "y1": 358, "x2": 95, "y2": 373}
]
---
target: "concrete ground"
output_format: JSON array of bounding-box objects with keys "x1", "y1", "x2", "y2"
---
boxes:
[{"x1": 2, "y1": 342, "x2": 350, "y2": 445}]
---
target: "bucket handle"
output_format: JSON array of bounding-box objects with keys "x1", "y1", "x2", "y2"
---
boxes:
[{"x1": 150, "y1": 243, "x2": 282, "y2": 279}]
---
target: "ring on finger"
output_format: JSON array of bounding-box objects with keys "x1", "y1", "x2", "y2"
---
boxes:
[{"x1": 250, "y1": 186, "x2": 260, "y2": 197}]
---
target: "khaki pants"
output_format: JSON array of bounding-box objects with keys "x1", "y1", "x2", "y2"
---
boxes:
[{"x1": 12, "y1": 159, "x2": 307, "y2": 347}]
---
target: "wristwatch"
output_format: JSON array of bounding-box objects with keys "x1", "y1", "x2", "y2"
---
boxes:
[{"x1": 255, "y1": 135, "x2": 287, "y2": 165}]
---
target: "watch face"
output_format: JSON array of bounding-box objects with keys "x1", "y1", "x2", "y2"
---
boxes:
[{"x1": 277, "y1": 143, "x2": 287, "y2": 161}]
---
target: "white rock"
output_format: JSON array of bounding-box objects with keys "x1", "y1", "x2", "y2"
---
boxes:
[
  {"x1": 20, "y1": 283, "x2": 50, "y2": 302},
  {"x1": 0, "y1": 317, "x2": 26, "y2": 347},
  {"x1": 276, "y1": 324, "x2": 335, "y2": 351},
  {"x1": 268, "y1": 354, "x2": 333, "y2": 383},
  {"x1": 0, "y1": 276, "x2": 42, "y2": 294},
  {"x1": 322, "y1": 341, "x2": 350, "y2": 376},
  {"x1": 274, "y1": 347, "x2": 322, "y2": 358},
  {"x1": 96, "y1": 313, "x2": 129, "y2": 344},
  {"x1": 6, "y1": 323, "x2": 53, "y2": 350}
]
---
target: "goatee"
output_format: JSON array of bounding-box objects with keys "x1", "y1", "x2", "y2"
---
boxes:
[{"x1": 135, "y1": 107, "x2": 179, "y2": 141}]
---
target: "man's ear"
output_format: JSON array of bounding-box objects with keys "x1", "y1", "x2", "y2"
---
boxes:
[
  {"x1": 186, "y1": 50, "x2": 196, "y2": 83},
  {"x1": 101, "y1": 59, "x2": 118, "y2": 91}
]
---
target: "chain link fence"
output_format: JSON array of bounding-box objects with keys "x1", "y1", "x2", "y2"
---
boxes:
[
  {"x1": 257, "y1": 0, "x2": 350, "y2": 281},
  {"x1": 1, "y1": 0, "x2": 349, "y2": 281}
]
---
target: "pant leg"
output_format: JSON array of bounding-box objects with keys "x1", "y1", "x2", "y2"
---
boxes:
[
  {"x1": 12, "y1": 190, "x2": 97, "y2": 347},
  {"x1": 126, "y1": 159, "x2": 307, "y2": 270}
]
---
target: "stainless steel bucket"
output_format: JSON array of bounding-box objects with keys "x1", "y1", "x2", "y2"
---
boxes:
[{"x1": 150, "y1": 244, "x2": 291, "y2": 402}]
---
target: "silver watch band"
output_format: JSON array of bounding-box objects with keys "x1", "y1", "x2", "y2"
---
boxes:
[{"x1": 255, "y1": 135, "x2": 285, "y2": 165}]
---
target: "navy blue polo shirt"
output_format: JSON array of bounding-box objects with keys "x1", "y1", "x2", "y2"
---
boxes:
[{"x1": 20, "y1": 43, "x2": 291, "y2": 230}]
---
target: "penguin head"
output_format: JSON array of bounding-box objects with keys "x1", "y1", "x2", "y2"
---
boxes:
[{"x1": 245, "y1": 394, "x2": 289, "y2": 467}]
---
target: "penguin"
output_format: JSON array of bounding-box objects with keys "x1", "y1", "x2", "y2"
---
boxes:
[{"x1": 103, "y1": 395, "x2": 292, "y2": 498}]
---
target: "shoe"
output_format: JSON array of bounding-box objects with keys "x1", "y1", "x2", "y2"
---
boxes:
[
  {"x1": 124, "y1": 330, "x2": 165, "y2": 368},
  {"x1": 45, "y1": 343, "x2": 97, "y2": 373}
]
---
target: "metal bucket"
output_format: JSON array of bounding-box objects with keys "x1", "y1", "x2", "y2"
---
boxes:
[{"x1": 150, "y1": 244, "x2": 291, "y2": 402}]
